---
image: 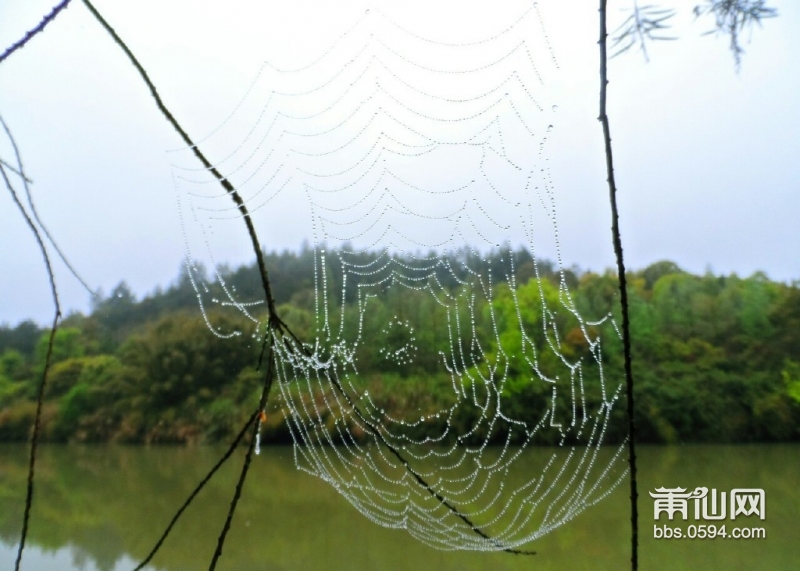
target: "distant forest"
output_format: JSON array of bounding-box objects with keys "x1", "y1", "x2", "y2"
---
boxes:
[{"x1": 1, "y1": 246, "x2": 798, "y2": 445}]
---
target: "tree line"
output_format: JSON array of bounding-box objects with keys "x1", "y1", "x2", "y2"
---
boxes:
[{"x1": 1, "y1": 246, "x2": 798, "y2": 445}]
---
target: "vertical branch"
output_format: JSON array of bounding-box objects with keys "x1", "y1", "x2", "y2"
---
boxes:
[
  {"x1": 598, "y1": 2, "x2": 639, "y2": 570},
  {"x1": 0, "y1": 120, "x2": 62, "y2": 571},
  {"x1": 14, "y1": 317, "x2": 58, "y2": 571}
]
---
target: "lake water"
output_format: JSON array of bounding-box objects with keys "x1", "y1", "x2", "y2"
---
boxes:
[{"x1": 0, "y1": 444, "x2": 797, "y2": 571}]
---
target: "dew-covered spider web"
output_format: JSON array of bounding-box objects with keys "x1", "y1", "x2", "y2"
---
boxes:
[{"x1": 170, "y1": 0, "x2": 627, "y2": 553}]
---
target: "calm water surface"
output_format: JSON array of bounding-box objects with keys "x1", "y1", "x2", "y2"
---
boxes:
[{"x1": 0, "y1": 444, "x2": 797, "y2": 571}]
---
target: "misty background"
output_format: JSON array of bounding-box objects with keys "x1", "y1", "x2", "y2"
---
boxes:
[{"x1": 1, "y1": 0, "x2": 798, "y2": 326}]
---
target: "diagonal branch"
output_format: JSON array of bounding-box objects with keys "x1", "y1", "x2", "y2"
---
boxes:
[
  {"x1": 0, "y1": 0, "x2": 73, "y2": 64},
  {"x1": 1, "y1": 117, "x2": 95, "y2": 296},
  {"x1": 78, "y1": 3, "x2": 310, "y2": 568},
  {"x1": 132, "y1": 409, "x2": 259, "y2": 571},
  {"x1": 0, "y1": 157, "x2": 33, "y2": 182},
  {"x1": 326, "y1": 372, "x2": 534, "y2": 555},
  {"x1": 80, "y1": 0, "x2": 279, "y2": 323}
]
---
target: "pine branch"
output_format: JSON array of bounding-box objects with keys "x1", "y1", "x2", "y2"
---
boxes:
[
  {"x1": 694, "y1": 0, "x2": 778, "y2": 70},
  {"x1": 611, "y1": 2, "x2": 676, "y2": 61}
]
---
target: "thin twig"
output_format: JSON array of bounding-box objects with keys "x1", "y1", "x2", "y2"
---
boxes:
[
  {"x1": 0, "y1": 0, "x2": 73, "y2": 64},
  {"x1": 598, "y1": 2, "x2": 638, "y2": 570},
  {"x1": 209, "y1": 341, "x2": 275, "y2": 571},
  {"x1": 0, "y1": 116, "x2": 95, "y2": 296},
  {"x1": 132, "y1": 409, "x2": 259, "y2": 571},
  {"x1": 0, "y1": 158, "x2": 33, "y2": 182},
  {"x1": 1, "y1": 132, "x2": 62, "y2": 571}
]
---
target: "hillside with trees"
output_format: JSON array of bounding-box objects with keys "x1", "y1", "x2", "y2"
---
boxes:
[{"x1": 1, "y1": 247, "x2": 798, "y2": 445}]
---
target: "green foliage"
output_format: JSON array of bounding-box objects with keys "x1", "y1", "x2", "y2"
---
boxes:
[
  {"x1": 49, "y1": 355, "x2": 125, "y2": 441},
  {"x1": 0, "y1": 400, "x2": 36, "y2": 441},
  {"x1": 783, "y1": 360, "x2": 800, "y2": 404},
  {"x1": 1, "y1": 348, "x2": 25, "y2": 378},
  {"x1": 0, "y1": 320, "x2": 43, "y2": 357},
  {"x1": 204, "y1": 398, "x2": 239, "y2": 441},
  {"x1": 34, "y1": 327, "x2": 84, "y2": 368},
  {"x1": 0, "y1": 252, "x2": 797, "y2": 445},
  {"x1": 0, "y1": 373, "x2": 24, "y2": 408},
  {"x1": 120, "y1": 311, "x2": 255, "y2": 408},
  {"x1": 44, "y1": 358, "x2": 85, "y2": 399}
]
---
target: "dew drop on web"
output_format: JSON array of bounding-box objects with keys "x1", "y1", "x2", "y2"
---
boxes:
[{"x1": 169, "y1": 0, "x2": 628, "y2": 552}]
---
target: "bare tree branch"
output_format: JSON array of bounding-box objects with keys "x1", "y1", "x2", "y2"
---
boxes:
[
  {"x1": 0, "y1": 0, "x2": 72, "y2": 65},
  {"x1": 0, "y1": 157, "x2": 33, "y2": 182},
  {"x1": 1, "y1": 117, "x2": 95, "y2": 296},
  {"x1": 132, "y1": 409, "x2": 260, "y2": 571},
  {"x1": 0, "y1": 116, "x2": 62, "y2": 571},
  {"x1": 599, "y1": 3, "x2": 639, "y2": 570},
  {"x1": 209, "y1": 340, "x2": 276, "y2": 571}
]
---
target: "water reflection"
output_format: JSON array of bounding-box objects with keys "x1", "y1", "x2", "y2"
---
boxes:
[{"x1": 0, "y1": 445, "x2": 797, "y2": 571}]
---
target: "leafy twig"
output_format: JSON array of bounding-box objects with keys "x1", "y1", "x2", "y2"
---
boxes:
[
  {"x1": 611, "y1": 2, "x2": 676, "y2": 61},
  {"x1": 693, "y1": 0, "x2": 778, "y2": 69}
]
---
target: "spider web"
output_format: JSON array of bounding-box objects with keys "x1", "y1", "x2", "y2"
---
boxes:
[{"x1": 170, "y1": 0, "x2": 627, "y2": 552}]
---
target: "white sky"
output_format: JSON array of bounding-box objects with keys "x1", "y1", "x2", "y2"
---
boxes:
[{"x1": 1, "y1": 0, "x2": 798, "y2": 325}]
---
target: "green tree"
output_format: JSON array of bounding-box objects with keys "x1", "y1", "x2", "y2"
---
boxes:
[{"x1": 118, "y1": 310, "x2": 258, "y2": 442}]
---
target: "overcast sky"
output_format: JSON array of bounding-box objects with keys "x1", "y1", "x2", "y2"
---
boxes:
[{"x1": 1, "y1": 0, "x2": 798, "y2": 326}]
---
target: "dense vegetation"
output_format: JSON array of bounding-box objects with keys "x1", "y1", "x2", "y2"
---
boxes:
[{"x1": 1, "y1": 247, "x2": 798, "y2": 445}]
